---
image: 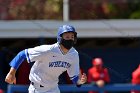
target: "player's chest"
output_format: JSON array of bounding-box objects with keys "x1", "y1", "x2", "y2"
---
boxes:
[
  {"x1": 92, "y1": 72, "x2": 105, "y2": 79},
  {"x1": 39, "y1": 53, "x2": 74, "y2": 69},
  {"x1": 42, "y1": 52, "x2": 73, "y2": 62}
]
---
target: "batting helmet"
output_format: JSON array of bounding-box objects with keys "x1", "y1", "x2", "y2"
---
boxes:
[
  {"x1": 57, "y1": 25, "x2": 77, "y2": 43},
  {"x1": 92, "y1": 58, "x2": 103, "y2": 66}
]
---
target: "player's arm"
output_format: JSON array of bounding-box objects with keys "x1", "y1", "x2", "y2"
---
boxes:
[
  {"x1": 5, "y1": 45, "x2": 47, "y2": 84},
  {"x1": 5, "y1": 50, "x2": 26, "y2": 84},
  {"x1": 104, "y1": 68, "x2": 110, "y2": 83},
  {"x1": 67, "y1": 53, "x2": 87, "y2": 87}
]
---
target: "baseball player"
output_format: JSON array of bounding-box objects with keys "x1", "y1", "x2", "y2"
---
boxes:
[
  {"x1": 88, "y1": 58, "x2": 110, "y2": 93},
  {"x1": 5, "y1": 25, "x2": 87, "y2": 93},
  {"x1": 131, "y1": 64, "x2": 140, "y2": 93}
]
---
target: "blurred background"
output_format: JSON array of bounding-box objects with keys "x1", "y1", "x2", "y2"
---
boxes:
[{"x1": 1, "y1": 0, "x2": 140, "y2": 93}]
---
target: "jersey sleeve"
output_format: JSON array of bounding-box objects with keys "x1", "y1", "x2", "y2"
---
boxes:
[
  {"x1": 25, "y1": 45, "x2": 50, "y2": 63},
  {"x1": 67, "y1": 54, "x2": 80, "y2": 82},
  {"x1": 132, "y1": 68, "x2": 140, "y2": 84},
  {"x1": 104, "y1": 68, "x2": 110, "y2": 83}
]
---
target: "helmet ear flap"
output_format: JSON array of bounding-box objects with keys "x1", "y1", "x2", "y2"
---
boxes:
[{"x1": 74, "y1": 34, "x2": 77, "y2": 44}]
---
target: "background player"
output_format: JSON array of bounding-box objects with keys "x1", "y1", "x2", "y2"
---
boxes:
[
  {"x1": 5, "y1": 25, "x2": 87, "y2": 93},
  {"x1": 131, "y1": 64, "x2": 140, "y2": 93},
  {"x1": 88, "y1": 58, "x2": 110, "y2": 93}
]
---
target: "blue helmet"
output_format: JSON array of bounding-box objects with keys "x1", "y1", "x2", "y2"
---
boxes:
[{"x1": 57, "y1": 25, "x2": 77, "y2": 43}]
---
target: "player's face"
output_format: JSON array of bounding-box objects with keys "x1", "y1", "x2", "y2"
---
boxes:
[
  {"x1": 94, "y1": 64, "x2": 103, "y2": 70},
  {"x1": 62, "y1": 32, "x2": 75, "y2": 40}
]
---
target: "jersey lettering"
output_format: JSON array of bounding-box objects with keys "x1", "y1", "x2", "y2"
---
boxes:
[{"x1": 49, "y1": 61, "x2": 71, "y2": 68}]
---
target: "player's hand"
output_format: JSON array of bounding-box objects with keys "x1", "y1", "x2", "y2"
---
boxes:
[
  {"x1": 78, "y1": 73, "x2": 87, "y2": 85},
  {"x1": 5, "y1": 72, "x2": 16, "y2": 84},
  {"x1": 96, "y1": 80, "x2": 105, "y2": 87},
  {"x1": 5, "y1": 68, "x2": 16, "y2": 84}
]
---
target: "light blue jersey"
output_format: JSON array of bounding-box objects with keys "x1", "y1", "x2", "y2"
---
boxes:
[{"x1": 25, "y1": 43, "x2": 80, "y2": 92}]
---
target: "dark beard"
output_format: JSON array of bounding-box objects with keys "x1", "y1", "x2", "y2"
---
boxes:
[{"x1": 60, "y1": 39, "x2": 74, "y2": 49}]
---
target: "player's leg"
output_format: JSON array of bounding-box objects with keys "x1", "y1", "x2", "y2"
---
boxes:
[
  {"x1": 44, "y1": 86, "x2": 60, "y2": 93},
  {"x1": 28, "y1": 84, "x2": 35, "y2": 93},
  {"x1": 28, "y1": 84, "x2": 60, "y2": 93}
]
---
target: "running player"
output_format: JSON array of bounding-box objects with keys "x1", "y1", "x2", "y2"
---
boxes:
[{"x1": 5, "y1": 25, "x2": 87, "y2": 93}]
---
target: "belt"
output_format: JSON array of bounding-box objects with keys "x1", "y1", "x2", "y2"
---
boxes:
[{"x1": 31, "y1": 82, "x2": 44, "y2": 87}]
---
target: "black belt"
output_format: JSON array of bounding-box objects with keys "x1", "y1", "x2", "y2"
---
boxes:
[{"x1": 31, "y1": 82, "x2": 44, "y2": 87}]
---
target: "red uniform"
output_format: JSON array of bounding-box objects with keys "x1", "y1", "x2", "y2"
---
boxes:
[
  {"x1": 0, "y1": 89, "x2": 4, "y2": 93},
  {"x1": 131, "y1": 65, "x2": 140, "y2": 93},
  {"x1": 16, "y1": 60, "x2": 30, "y2": 85},
  {"x1": 88, "y1": 58, "x2": 110, "y2": 93}
]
